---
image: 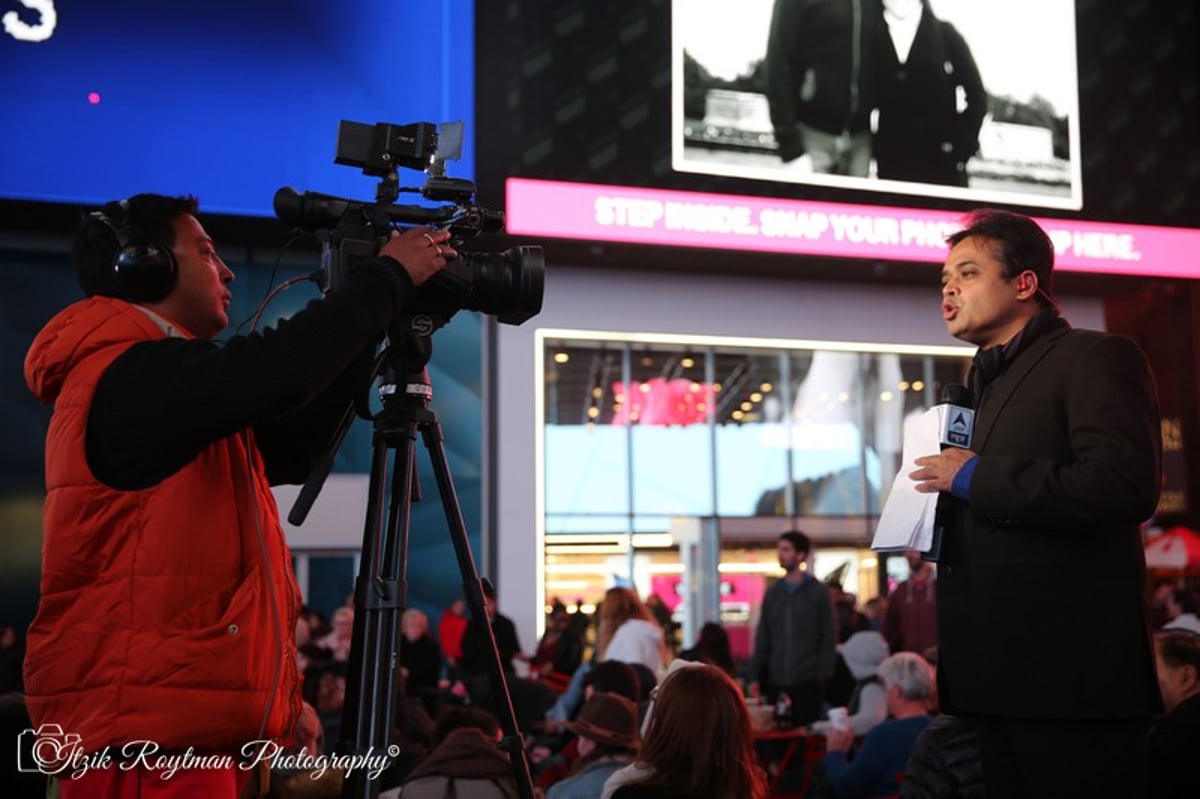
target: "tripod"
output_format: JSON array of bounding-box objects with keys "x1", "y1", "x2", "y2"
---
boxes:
[{"x1": 295, "y1": 328, "x2": 534, "y2": 799}]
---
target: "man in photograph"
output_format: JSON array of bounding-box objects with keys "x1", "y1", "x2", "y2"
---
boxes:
[
  {"x1": 764, "y1": 0, "x2": 883, "y2": 176},
  {"x1": 874, "y1": 0, "x2": 987, "y2": 186},
  {"x1": 910, "y1": 209, "x2": 1162, "y2": 797}
]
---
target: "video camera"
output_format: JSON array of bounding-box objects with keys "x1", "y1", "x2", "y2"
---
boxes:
[{"x1": 274, "y1": 120, "x2": 544, "y2": 327}]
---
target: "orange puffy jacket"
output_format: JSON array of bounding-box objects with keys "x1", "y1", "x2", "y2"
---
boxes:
[{"x1": 23, "y1": 297, "x2": 301, "y2": 755}]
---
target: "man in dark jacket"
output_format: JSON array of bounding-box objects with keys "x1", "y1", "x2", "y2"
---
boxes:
[
  {"x1": 749, "y1": 530, "x2": 837, "y2": 725},
  {"x1": 874, "y1": 0, "x2": 987, "y2": 186},
  {"x1": 765, "y1": 0, "x2": 883, "y2": 176},
  {"x1": 910, "y1": 209, "x2": 1162, "y2": 798}
]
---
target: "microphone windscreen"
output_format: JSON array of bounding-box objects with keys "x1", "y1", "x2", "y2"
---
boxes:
[{"x1": 941, "y1": 382, "x2": 972, "y2": 408}]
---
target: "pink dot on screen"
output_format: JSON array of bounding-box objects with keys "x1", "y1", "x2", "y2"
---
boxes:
[{"x1": 88, "y1": 92, "x2": 101, "y2": 104}]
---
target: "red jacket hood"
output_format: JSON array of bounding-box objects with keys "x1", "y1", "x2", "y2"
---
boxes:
[{"x1": 25, "y1": 297, "x2": 182, "y2": 404}]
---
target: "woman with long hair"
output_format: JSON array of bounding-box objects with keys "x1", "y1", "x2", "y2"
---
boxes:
[
  {"x1": 604, "y1": 663, "x2": 768, "y2": 799},
  {"x1": 678, "y1": 621, "x2": 737, "y2": 678},
  {"x1": 594, "y1": 587, "x2": 666, "y2": 675}
]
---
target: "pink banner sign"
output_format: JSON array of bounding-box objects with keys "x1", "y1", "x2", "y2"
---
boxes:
[{"x1": 506, "y1": 178, "x2": 1200, "y2": 279}]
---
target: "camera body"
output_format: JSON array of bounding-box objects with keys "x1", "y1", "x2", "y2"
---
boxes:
[{"x1": 275, "y1": 120, "x2": 544, "y2": 327}]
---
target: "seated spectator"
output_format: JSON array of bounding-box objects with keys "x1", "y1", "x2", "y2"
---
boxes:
[
  {"x1": 596, "y1": 587, "x2": 667, "y2": 676},
  {"x1": 438, "y1": 598, "x2": 469, "y2": 679},
  {"x1": 898, "y1": 714, "x2": 983, "y2": 799},
  {"x1": 535, "y1": 660, "x2": 642, "y2": 790},
  {"x1": 306, "y1": 660, "x2": 347, "y2": 754},
  {"x1": 399, "y1": 608, "x2": 443, "y2": 711},
  {"x1": 534, "y1": 608, "x2": 585, "y2": 688},
  {"x1": 385, "y1": 705, "x2": 518, "y2": 799},
  {"x1": 459, "y1": 585, "x2": 554, "y2": 733},
  {"x1": 266, "y1": 700, "x2": 347, "y2": 797},
  {"x1": 644, "y1": 593, "x2": 679, "y2": 653},
  {"x1": 602, "y1": 663, "x2": 767, "y2": 799},
  {"x1": 820, "y1": 652, "x2": 934, "y2": 799},
  {"x1": 828, "y1": 582, "x2": 870, "y2": 644},
  {"x1": 812, "y1": 631, "x2": 890, "y2": 738},
  {"x1": 316, "y1": 606, "x2": 354, "y2": 661},
  {"x1": 678, "y1": 621, "x2": 737, "y2": 679},
  {"x1": 863, "y1": 597, "x2": 887, "y2": 633},
  {"x1": 1162, "y1": 589, "x2": 1200, "y2": 635},
  {"x1": 461, "y1": 585, "x2": 523, "y2": 677},
  {"x1": 547, "y1": 693, "x2": 640, "y2": 799},
  {"x1": 302, "y1": 606, "x2": 330, "y2": 642},
  {"x1": 1149, "y1": 630, "x2": 1200, "y2": 799},
  {"x1": 544, "y1": 659, "x2": 642, "y2": 731}
]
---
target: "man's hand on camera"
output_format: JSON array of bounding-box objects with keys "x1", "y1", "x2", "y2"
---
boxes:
[{"x1": 380, "y1": 226, "x2": 457, "y2": 286}]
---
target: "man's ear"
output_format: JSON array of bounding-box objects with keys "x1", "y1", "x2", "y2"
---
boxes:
[{"x1": 1182, "y1": 663, "x2": 1199, "y2": 691}]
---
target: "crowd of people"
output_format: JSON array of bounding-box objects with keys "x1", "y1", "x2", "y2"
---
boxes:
[
  {"x1": 273, "y1": 569, "x2": 1200, "y2": 799},
  {"x1": 8, "y1": 196, "x2": 1197, "y2": 799}
]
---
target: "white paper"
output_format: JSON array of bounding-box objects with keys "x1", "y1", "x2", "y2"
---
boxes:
[{"x1": 871, "y1": 408, "x2": 941, "y2": 552}]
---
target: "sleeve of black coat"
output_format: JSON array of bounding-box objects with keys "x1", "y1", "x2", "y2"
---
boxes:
[{"x1": 969, "y1": 335, "x2": 1161, "y2": 529}]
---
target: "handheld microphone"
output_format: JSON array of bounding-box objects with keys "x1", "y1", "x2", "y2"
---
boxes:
[
  {"x1": 924, "y1": 383, "x2": 974, "y2": 563},
  {"x1": 936, "y1": 383, "x2": 974, "y2": 450}
]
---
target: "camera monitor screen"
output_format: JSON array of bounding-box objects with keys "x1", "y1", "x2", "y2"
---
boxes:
[{"x1": 0, "y1": 0, "x2": 474, "y2": 216}]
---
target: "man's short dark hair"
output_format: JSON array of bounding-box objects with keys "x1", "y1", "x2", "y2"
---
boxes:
[
  {"x1": 946, "y1": 208, "x2": 1055, "y2": 307},
  {"x1": 779, "y1": 530, "x2": 811, "y2": 555},
  {"x1": 1171, "y1": 589, "x2": 1198, "y2": 615},
  {"x1": 583, "y1": 660, "x2": 641, "y2": 702},
  {"x1": 73, "y1": 193, "x2": 198, "y2": 299},
  {"x1": 1155, "y1": 630, "x2": 1200, "y2": 672},
  {"x1": 434, "y1": 705, "x2": 500, "y2": 743}
]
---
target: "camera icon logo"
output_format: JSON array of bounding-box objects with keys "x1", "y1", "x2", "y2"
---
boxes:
[{"x1": 17, "y1": 723, "x2": 81, "y2": 774}]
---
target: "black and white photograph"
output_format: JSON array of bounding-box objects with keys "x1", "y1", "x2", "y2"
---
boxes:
[{"x1": 673, "y1": 0, "x2": 1083, "y2": 209}]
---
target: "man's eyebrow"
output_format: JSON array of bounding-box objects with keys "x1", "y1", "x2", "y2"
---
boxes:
[{"x1": 942, "y1": 258, "x2": 979, "y2": 275}]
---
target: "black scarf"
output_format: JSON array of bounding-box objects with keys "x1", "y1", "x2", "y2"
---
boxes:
[{"x1": 967, "y1": 307, "x2": 1070, "y2": 408}]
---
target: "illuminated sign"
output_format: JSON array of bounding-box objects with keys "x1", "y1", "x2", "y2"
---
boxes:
[{"x1": 507, "y1": 178, "x2": 1200, "y2": 279}]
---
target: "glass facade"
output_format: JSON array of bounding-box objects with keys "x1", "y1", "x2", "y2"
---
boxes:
[{"x1": 540, "y1": 331, "x2": 973, "y2": 650}]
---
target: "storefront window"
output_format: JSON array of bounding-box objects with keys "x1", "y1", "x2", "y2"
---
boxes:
[{"x1": 540, "y1": 331, "x2": 972, "y2": 643}]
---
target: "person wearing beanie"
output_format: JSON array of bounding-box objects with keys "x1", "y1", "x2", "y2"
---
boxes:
[{"x1": 813, "y1": 631, "x2": 890, "y2": 738}]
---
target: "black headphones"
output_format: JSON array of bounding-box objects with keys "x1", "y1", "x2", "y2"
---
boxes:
[{"x1": 89, "y1": 199, "x2": 177, "y2": 302}]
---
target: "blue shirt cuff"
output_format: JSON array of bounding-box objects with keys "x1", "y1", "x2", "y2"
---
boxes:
[{"x1": 950, "y1": 455, "x2": 979, "y2": 500}]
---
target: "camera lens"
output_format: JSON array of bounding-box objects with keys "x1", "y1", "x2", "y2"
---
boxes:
[{"x1": 418, "y1": 246, "x2": 544, "y2": 326}]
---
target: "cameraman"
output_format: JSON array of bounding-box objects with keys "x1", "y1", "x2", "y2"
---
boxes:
[{"x1": 22, "y1": 193, "x2": 454, "y2": 797}]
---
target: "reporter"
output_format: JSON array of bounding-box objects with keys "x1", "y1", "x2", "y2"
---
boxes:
[{"x1": 22, "y1": 193, "x2": 453, "y2": 797}]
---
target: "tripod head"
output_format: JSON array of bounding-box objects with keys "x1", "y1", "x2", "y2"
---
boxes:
[{"x1": 377, "y1": 322, "x2": 436, "y2": 411}]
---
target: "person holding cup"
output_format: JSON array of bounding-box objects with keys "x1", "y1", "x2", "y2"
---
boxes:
[{"x1": 820, "y1": 653, "x2": 933, "y2": 799}]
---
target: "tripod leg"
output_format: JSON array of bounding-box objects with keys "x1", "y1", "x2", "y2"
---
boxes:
[
  {"x1": 420, "y1": 420, "x2": 537, "y2": 799},
  {"x1": 341, "y1": 421, "x2": 418, "y2": 799}
]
